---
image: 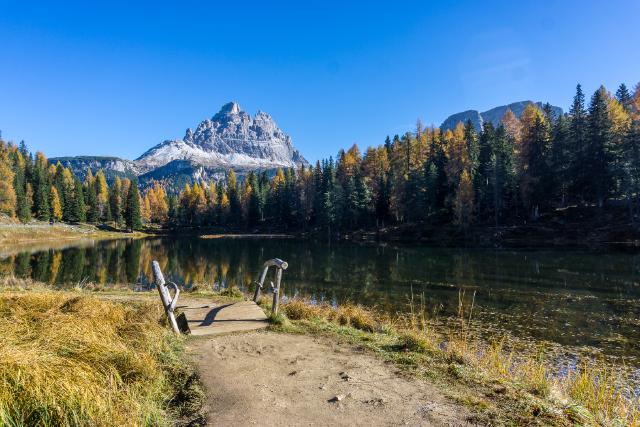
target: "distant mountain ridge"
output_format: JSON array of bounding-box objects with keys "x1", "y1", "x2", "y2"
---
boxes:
[
  {"x1": 440, "y1": 101, "x2": 563, "y2": 132},
  {"x1": 51, "y1": 100, "x2": 564, "y2": 189}
]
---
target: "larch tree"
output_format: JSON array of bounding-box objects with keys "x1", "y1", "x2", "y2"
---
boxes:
[
  {"x1": 94, "y1": 170, "x2": 110, "y2": 221},
  {"x1": 0, "y1": 145, "x2": 17, "y2": 217},
  {"x1": 49, "y1": 186, "x2": 63, "y2": 221}
]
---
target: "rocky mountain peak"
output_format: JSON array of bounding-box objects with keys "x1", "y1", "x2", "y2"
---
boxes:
[
  {"x1": 184, "y1": 128, "x2": 194, "y2": 143},
  {"x1": 214, "y1": 101, "x2": 242, "y2": 118},
  {"x1": 134, "y1": 102, "x2": 308, "y2": 174}
]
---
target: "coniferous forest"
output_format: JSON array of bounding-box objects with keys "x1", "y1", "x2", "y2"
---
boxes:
[{"x1": 1, "y1": 83, "x2": 640, "y2": 239}]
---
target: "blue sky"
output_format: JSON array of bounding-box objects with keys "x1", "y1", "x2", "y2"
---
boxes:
[{"x1": 1, "y1": 1, "x2": 638, "y2": 162}]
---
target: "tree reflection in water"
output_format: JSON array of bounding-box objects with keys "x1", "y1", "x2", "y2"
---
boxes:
[{"x1": 1, "y1": 237, "x2": 639, "y2": 360}]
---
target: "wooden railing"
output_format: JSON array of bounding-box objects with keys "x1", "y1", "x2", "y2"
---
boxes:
[
  {"x1": 151, "y1": 257, "x2": 288, "y2": 333},
  {"x1": 151, "y1": 260, "x2": 181, "y2": 334},
  {"x1": 253, "y1": 258, "x2": 288, "y2": 315}
]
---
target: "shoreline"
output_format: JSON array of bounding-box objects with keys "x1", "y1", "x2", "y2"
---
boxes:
[
  {"x1": 0, "y1": 221, "x2": 149, "y2": 247},
  {"x1": 1, "y1": 279, "x2": 637, "y2": 425}
]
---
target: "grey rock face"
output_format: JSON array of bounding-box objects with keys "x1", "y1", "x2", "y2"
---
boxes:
[
  {"x1": 440, "y1": 110, "x2": 484, "y2": 134},
  {"x1": 135, "y1": 102, "x2": 308, "y2": 173},
  {"x1": 441, "y1": 101, "x2": 563, "y2": 132}
]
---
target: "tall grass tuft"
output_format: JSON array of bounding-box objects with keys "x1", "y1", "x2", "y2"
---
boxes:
[
  {"x1": 282, "y1": 299, "x2": 376, "y2": 332},
  {"x1": 0, "y1": 291, "x2": 203, "y2": 426}
]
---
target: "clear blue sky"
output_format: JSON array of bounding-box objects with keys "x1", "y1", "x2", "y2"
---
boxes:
[{"x1": 1, "y1": 1, "x2": 638, "y2": 162}]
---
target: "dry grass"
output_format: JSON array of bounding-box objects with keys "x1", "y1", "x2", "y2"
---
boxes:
[
  {"x1": 282, "y1": 299, "x2": 376, "y2": 332},
  {"x1": 0, "y1": 291, "x2": 204, "y2": 426},
  {"x1": 279, "y1": 297, "x2": 640, "y2": 426}
]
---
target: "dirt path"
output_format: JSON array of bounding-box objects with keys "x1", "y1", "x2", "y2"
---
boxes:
[{"x1": 188, "y1": 330, "x2": 476, "y2": 427}]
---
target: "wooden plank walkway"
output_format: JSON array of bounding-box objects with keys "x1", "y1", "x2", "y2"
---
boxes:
[{"x1": 177, "y1": 300, "x2": 269, "y2": 336}]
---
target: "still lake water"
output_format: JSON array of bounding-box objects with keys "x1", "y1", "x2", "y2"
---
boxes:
[{"x1": 1, "y1": 237, "x2": 639, "y2": 364}]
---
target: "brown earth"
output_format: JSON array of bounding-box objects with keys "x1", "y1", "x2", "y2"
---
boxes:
[{"x1": 188, "y1": 330, "x2": 477, "y2": 427}]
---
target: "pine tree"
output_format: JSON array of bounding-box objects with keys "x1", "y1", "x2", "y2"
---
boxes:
[
  {"x1": 125, "y1": 180, "x2": 143, "y2": 231},
  {"x1": 10, "y1": 150, "x2": 30, "y2": 222},
  {"x1": 475, "y1": 122, "x2": 494, "y2": 219},
  {"x1": 586, "y1": 86, "x2": 614, "y2": 208},
  {"x1": 454, "y1": 169, "x2": 474, "y2": 230},
  {"x1": 623, "y1": 123, "x2": 640, "y2": 222},
  {"x1": 84, "y1": 170, "x2": 98, "y2": 223},
  {"x1": 227, "y1": 169, "x2": 241, "y2": 225},
  {"x1": 464, "y1": 120, "x2": 479, "y2": 178},
  {"x1": 491, "y1": 125, "x2": 517, "y2": 225},
  {"x1": 32, "y1": 152, "x2": 50, "y2": 220},
  {"x1": 616, "y1": 83, "x2": 632, "y2": 112},
  {"x1": 247, "y1": 171, "x2": 260, "y2": 227},
  {"x1": 550, "y1": 114, "x2": 571, "y2": 206},
  {"x1": 569, "y1": 84, "x2": 588, "y2": 203},
  {"x1": 70, "y1": 177, "x2": 86, "y2": 222}
]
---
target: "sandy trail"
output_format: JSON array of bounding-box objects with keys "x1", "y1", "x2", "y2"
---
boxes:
[{"x1": 188, "y1": 330, "x2": 476, "y2": 427}]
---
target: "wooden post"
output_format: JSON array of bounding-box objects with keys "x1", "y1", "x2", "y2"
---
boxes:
[
  {"x1": 272, "y1": 267, "x2": 283, "y2": 315},
  {"x1": 253, "y1": 265, "x2": 269, "y2": 302},
  {"x1": 152, "y1": 261, "x2": 181, "y2": 334},
  {"x1": 253, "y1": 258, "x2": 288, "y2": 315}
]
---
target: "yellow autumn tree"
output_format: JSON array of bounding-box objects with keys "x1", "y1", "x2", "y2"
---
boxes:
[
  {"x1": 49, "y1": 186, "x2": 63, "y2": 221},
  {"x1": 608, "y1": 96, "x2": 631, "y2": 147},
  {"x1": 0, "y1": 145, "x2": 16, "y2": 217},
  {"x1": 190, "y1": 183, "x2": 207, "y2": 218},
  {"x1": 501, "y1": 108, "x2": 521, "y2": 143},
  {"x1": 631, "y1": 82, "x2": 640, "y2": 122},
  {"x1": 517, "y1": 104, "x2": 546, "y2": 176},
  {"x1": 444, "y1": 122, "x2": 470, "y2": 190},
  {"x1": 146, "y1": 183, "x2": 168, "y2": 223},
  {"x1": 337, "y1": 144, "x2": 362, "y2": 179},
  {"x1": 141, "y1": 193, "x2": 151, "y2": 223},
  {"x1": 207, "y1": 181, "x2": 218, "y2": 210},
  {"x1": 271, "y1": 168, "x2": 285, "y2": 190},
  {"x1": 94, "y1": 170, "x2": 109, "y2": 219}
]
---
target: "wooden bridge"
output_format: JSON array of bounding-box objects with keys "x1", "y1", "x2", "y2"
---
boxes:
[{"x1": 151, "y1": 259, "x2": 287, "y2": 336}]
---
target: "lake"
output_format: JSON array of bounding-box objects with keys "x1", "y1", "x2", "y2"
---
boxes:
[{"x1": 1, "y1": 236, "x2": 639, "y2": 365}]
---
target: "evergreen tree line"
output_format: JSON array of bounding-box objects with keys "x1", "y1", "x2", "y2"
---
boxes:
[
  {"x1": 1, "y1": 82, "x2": 639, "y2": 234},
  {"x1": 171, "y1": 82, "x2": 640, "y2": 232},
  {"x1": 0, "y1": 141, "x2": 144, "y2": 231}
]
